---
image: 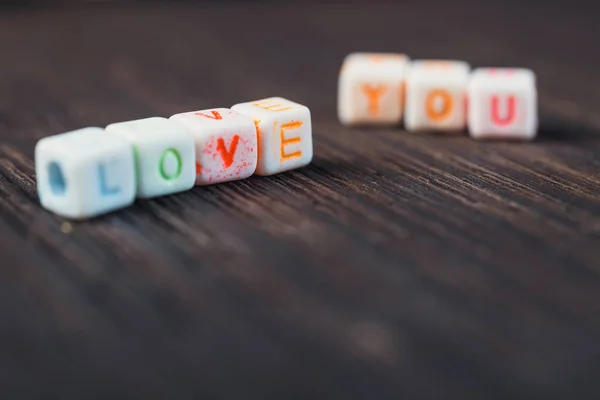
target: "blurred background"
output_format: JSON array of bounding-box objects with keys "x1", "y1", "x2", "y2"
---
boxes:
[
  {"x1": 1, "y1": 1, "x2": 600, "y2": 399},
  {"x1": 1, "y1": 0, "x2": 599, "y2": 127}
]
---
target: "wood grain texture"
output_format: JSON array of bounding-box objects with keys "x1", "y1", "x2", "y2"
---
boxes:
[{"x1": 1, "y1": 1, "x2": 600, "y2": 398}]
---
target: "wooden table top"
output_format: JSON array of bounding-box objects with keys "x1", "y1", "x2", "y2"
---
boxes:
[{"x1": 1, "y1": 1, "x2": 599, "y2": 398}]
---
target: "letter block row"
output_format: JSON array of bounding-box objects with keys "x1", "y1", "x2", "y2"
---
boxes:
[
  {"x1": 35, "y1": 97, "x2": 313, "y2": 220},
  {"x1": 338, "y1": 52, "x2": 537, "y2": 141}
]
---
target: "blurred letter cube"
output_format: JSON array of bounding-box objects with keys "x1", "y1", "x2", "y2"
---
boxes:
[
  {"x1": 467, "y1": 68, "x2": 537, "y2": 140},
  {"x1": 405, "y1": 60, "x2": 470, "y2": 133},
  {"x1": 35, "y1": 127, "x2": 136, "y2": 219},
  {"x1": 106, "y1": 117, "x2": 196, "y2": 198},
  {"x1": 338, "y1": 52, "x2": 410, "y2": 126}
]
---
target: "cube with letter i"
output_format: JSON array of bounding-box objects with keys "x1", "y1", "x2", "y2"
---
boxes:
[
  {"x1": 232, "y1": 97, "x2": 313, "y2": 176},
  {"x1": 337, "y1": 52, "x2": 410, "y2": 126},
  {"x1": 35, "y1": 127, "x2": 136, "y2": 219},
  {"x1": 169, "y1": 108, "x2": 258, "y2": 185},
  {"x1": 467, "y1": 68, "x2": 537, "y2": 140},
  {"x1": 404, "y1": 60, "x2": 470, "y2": 132}
]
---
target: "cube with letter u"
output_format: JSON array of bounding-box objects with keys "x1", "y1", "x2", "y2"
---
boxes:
[{"x1": 467, "y1": 68, "x2": 537, "y2": 140}]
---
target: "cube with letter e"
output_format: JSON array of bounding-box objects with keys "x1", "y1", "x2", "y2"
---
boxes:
[{"x1": 232, "y1": 97, "x2": 313, "y2": 176}]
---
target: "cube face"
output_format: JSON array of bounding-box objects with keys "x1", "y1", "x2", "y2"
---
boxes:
[
  {"x1": 467, "y1": 68, "x2": 537, "y2": 140},
  {"x1": 169, "y1": 108, "x2": 258, "y2": 185},
  {"x1": 338, "y1": 52, "x2": 410, "y2": 126},
  {"x1": 404, "y1": 60, "x2": 470, "y2": 132},
  {"x1": 35, "y1": 127, "x2": 136, "y2": 219},
  {"x1": 106, "y1": 117, "x2": 196, "y2": 198},
  {"x1": 232, "y1": 97, "x2": 313, "y2": 176}
]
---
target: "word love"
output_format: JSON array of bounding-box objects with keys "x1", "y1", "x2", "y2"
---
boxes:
[
  {"x1": 35, "y1": 97, "x2": 313, "y2": 220},
  {"x1": 338, "y1": 53, "x2": 537, "y2": 140}
]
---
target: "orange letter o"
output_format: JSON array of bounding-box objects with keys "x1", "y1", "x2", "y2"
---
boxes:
[{"x1": 425, "y1": 90, "x2": 453, "y2": 122}]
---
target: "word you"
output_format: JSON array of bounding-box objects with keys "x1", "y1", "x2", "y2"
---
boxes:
[{"x1": 338, "y1": 53, "x2": 537, "y2": 140}]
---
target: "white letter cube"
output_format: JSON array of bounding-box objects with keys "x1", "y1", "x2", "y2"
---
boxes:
[
  {"x1": 467, "y1": 68, "x2": 537, "y2": 140},
  {"x1": 105, "y1": 117, "x2": 196, "y2": 198},
  {"x1": 232, "y1": 97, "x2": 312, "y2": 176},
  {"x1": 169, "y1": 108, "x2": 258, "y2": 185},
  {"x1": 338, "y1": 52, "x2": 410, "y2": 126},
  {"x1": 35, "y1": 127, "x2": 136, "y2": 219},
  {"x1": 405, "y1": 60, "x2": 470, "y2": 132}
]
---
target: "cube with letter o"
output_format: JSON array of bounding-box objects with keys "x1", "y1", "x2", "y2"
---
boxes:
[
  {"x1": 405, "y1": 60, "x2": 470, "y2": 133},
  {"x1": 106, "y1": 117, "x2": 196, "y2": 198}
]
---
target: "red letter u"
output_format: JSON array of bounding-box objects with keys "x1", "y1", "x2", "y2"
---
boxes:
[{"x1": 491, "y1": 96, "x2": 516, "y2": 126}]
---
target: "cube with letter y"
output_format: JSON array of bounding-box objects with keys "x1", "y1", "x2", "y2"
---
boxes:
[
  {"x1": 337, "y1": 52, "x2": 410, "y2": 126},
  {"x1": 232, "y1": 97, "x2": 313, "y2": 176}
]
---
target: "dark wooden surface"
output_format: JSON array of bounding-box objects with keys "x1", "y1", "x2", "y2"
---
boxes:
[{"x1": 1, "y1": 1, "x2": 600, "y2": 398}]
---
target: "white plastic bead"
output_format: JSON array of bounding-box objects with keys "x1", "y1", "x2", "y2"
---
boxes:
[
  {"x1": 35, "y1": 127, "x2": 136, "y2": 219},
  {"x1": 467, "y1": 68, "x2": 537, "y2": 140},
  {"x1": 337, "y1": 52, "x2": 410, "y2": 126},
  {"x1": 405, "y1": 60, "x2": 470, "y2": 132},
  {"x1": 232, "y1": 97, "x2": 313, "y2": 176},
  {"x1": 106, "y1": 117, "x2": 196, "y2": 198}
]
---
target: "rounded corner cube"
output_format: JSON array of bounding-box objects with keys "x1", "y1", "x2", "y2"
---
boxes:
[
  {"x1": 404, "y1": 60, "x2": 471, "y2": 132},
  {"x1": 467, "y1": 68, "x2": 538, "y2": 140},
  {"x1": 338, "y1": 52, "x2": 410, "y2": 126},
  {"x1": 35, "y1": 127, "x2": 136, "y2": 219},
  {"x1": 106, "y1": 117, "x2": 196, "y2": 198},
  {"x1": 169, "y1": 107, "x2": 259, "y2": 185},
  {"x1": 231, "y1": 97, "x2": 313, "y2": 176}
]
